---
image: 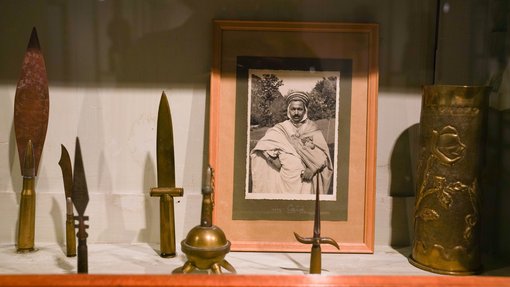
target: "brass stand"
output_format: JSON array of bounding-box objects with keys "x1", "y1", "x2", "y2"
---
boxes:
[{"x1": 176, "y1": 167, "x2": 235, "y2": 274}]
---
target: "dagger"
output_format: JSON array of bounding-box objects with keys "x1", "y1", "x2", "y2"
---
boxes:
[
  {"x1": 71, "y1": 138, "x2": 89, "y2": 274},
  {"x1": 150, "y1": 92, "x2": 184, "y2": 258},
  {"x1": 14, "y1": 27, "x2": 50, "y2": 252},
  {"x1": 58, "y1": 144, "x2": 77, "y2": 257},
  {"x1": 294, "y1": 176, "x2": 340, "y2": 274}
]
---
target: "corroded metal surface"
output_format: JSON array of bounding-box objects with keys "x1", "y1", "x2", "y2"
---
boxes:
[
  {"x1": 410, "y1": 85, "x2": 490, "y2": 275},
  {"x1": 14, "y1": 27, "x2": 49, "y2": 176}
]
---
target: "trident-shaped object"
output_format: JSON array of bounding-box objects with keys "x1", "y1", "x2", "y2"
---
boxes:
[
  {"x1": 14, "y1": 27, "x2": 50, "y2": 253},
  {"x1": 71, "y1": 138, "x2": 90, "y2": 273},
  {"x1": 294, "y1": 179, "x2": 340, "y2": 274},
  {"x1": 150, "y1": 92, "x2": 183, "y2": 258},
  {"x1": 58, "y1": 145, "x2": 76, "y2": 257}
]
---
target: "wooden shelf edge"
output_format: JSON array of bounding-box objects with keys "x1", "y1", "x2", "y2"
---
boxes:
[{"x1": 0, "y1": 274, "x2": 509, "y2": 287}]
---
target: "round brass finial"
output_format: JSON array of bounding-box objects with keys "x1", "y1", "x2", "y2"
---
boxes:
[{"x1": 178, "y1": 225, "x2": 235, "y2": 274}]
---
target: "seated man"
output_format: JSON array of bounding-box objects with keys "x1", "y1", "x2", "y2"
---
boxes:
[{"x1": 250, "y1": 91, "x2": 333, "y2": 194}]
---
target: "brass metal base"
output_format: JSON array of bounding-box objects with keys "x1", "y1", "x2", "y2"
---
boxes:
[
  {"x1": 408, "y1": 255, "x2": 481, "y2": 276},
  {"x1": 160, "y1": 252, "x2": 176, "y2": 258},
  {"x1": 16, "y1": 247, "x2": 37, "y2": 254}
]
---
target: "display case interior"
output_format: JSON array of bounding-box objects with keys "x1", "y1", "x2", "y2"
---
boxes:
[{"x1": 0, "y1": 0, "x2": 508, "y2": 286}]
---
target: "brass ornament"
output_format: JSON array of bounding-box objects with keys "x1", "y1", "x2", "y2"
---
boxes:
[
  {"x1": 409, "y1": 85, "x2": 489, "y2": 275},
  {"x1": 176, "y1": 167, "x2": 235, "y2": 274}
]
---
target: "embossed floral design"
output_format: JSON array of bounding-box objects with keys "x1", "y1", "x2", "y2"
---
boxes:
[
  {"x1": 417, "y1": 208, "x2": 439, "y2": 221},
  {"x1": 437, "y1": 190, "x2": 453, "y2": 209},
  {"x1": 446, "y1": 181, "x2": 468, "y2": 193},
  {"x1": 431, "y1": 125, "x2": 466, "y2": 165},
  {"x1": 464, "y1": 214, "x2": 478, "y2": 241}
]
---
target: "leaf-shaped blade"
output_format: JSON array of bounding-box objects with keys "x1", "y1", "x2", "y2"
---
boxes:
[
  {"x1": 14, "y1": 27, "x2": 49, "y2": 176},
  {"x1": 72, "y1": 138, "x2": 89, "y2": 216}
]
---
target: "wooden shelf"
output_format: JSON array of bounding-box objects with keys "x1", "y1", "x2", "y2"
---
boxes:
[{"x1": 0, "y1": 274, "x2": 509, "y2": 287}]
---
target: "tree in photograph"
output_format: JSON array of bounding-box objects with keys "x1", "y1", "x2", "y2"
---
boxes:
[
  {"x1": 308, "y1": 76, "x2": 337, "y2": 120},
  {"x1": 250, "y1": 74, "x2": 284, "y2": 127}
]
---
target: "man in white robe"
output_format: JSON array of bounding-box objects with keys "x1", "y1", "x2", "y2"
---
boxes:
[{"x1": 250, "y1": 91, "x2": 333, "y2": 194}]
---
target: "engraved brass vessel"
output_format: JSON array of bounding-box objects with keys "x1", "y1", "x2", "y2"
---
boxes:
[{"x1": 409, "y1": 85, "x2": 490, "y2": 275}]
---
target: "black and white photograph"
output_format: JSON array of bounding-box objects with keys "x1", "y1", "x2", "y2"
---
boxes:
[{"x1": 245, "y1": 69, "x2": 340, "y2": 201}]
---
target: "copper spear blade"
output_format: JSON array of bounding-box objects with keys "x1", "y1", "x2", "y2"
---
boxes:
[
  {"x1": 72, "y1": 138, "x2": 89, "y2": 216},
  {"x1": 156, "y1": 92, "x2": 176, "y2": 187},
  {"x1": 14, "y1": 27, "x2": 50, "y2": 176}
]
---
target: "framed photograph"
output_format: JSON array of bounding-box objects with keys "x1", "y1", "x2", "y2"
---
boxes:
[{"x1": 209, "y1": 20, "x2": 378, "y2": 253}]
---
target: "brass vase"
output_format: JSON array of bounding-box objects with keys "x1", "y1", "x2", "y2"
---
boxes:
[{"x1": 409, "y1": 85, "x2": 490, "y2": 275}]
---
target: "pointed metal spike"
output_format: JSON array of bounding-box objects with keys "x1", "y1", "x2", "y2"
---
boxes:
[{"x1": 27, "y1": 27, "x2": 41, "y2": 50}]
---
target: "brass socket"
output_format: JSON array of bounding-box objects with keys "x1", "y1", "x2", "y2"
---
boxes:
[{"x1": 17, "y1": 177, "x2": 35, "y2": 252}]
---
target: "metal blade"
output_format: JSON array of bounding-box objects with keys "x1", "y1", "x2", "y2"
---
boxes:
[
  {"x1": 156, "y1": 92, "x2": 176, "y2": 188},
  {"x1": 58, "y1": 144, "x2": 73, "y2": 198},
  {"x1": 14, "y1": 27, "x2": 49, "y2": 176},
  {"x1": 72, "y1": 138, "x2": 89, "y2": 216},
  {"x1": 313, "y1": 181, "x2": 321, "y2": 239}
]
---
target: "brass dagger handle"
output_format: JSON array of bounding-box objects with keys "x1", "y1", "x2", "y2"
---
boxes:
[
  {"x1": 160, "y1": 194, "x2": 176, "y2": 257},
  {"x1": 150, "y1": 187, "x2": 182, "y2": 258}
]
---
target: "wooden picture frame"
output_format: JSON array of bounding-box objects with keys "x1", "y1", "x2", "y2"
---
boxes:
[{"x1": 209, "y1": 20, "x2": 378, "y2": 253}]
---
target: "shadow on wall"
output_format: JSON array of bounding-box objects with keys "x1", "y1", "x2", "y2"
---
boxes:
[
  {"x1": 389, "y1": 124, "x2": 419, "y2": 249},
  {"x1": 482, "y1": 108, "x2": 510, "y2": 262}
]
